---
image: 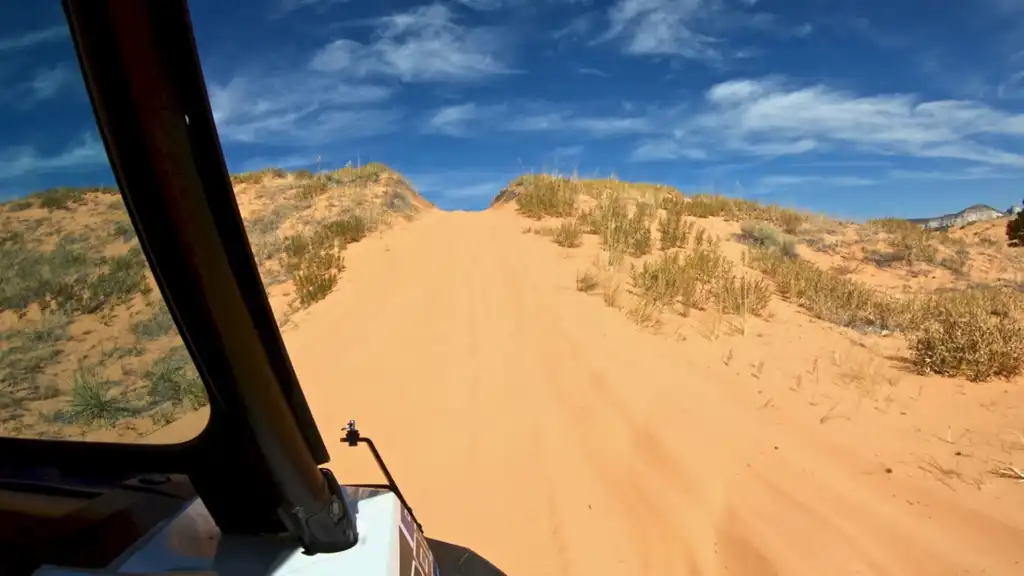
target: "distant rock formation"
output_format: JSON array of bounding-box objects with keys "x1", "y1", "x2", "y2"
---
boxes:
[{"x1": 907, "y1": 204, "x2": 1011, "y2": 230}]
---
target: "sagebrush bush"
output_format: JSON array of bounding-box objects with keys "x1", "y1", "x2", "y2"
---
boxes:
[
  {"x1": 740, "y1": 221, "x2": 798, "y2": 258},
  {"x1": 907, "y1": 288, "x2": 1024, "y2": 381}
]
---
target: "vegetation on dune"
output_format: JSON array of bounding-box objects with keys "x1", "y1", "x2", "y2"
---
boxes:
[
  {"x1": 510, "y1": 172, "x2": 1024, "y2": 382},
  {"x1": 0, "y1": 163, "x2": 424, "y2": 440}
]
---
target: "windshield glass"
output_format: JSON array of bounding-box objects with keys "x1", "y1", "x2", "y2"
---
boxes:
[
  {"x1": 0, "y1": 7, "x2": 209, "y2": 443},
  {"x1": 5, "y1": 1, "x2": 1024, "y2": 573}
]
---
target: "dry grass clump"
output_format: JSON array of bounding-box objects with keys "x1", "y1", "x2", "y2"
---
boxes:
[
  {"x1": 739, "y1": 221, "x2": 799, "y2": 258},
  {"x1": 863, "y1": 217, "x2": 945, "y2": 268},
  {"x1": 512, "y1": 175, "x2": 579, "y2": 219},
  {"x1": 628, "y1": 233, "x2": 771, "y2": 317},
  {"x1": 748, "y1": 245, "x2": 915, "y2": 333},
  {"x1": 657, "y1": 195, "x2": 697, "y2": 250},
  {"x1": 281, "y1": 214, "x2": 371, "y2": 307},
  {"x1": 908, "y1": 287, "x2": 1024, "y2": 382},
  {"x1": 750, "y1": 237, "x2": 1024, "y2": 381},
  {"x1": 554, "y1": 219, "x2": 582, "y2": 248},
  {"x1": 577, "y1": 192, "x2": 655, "y2": 256},
  {"x1": 663, "y1": 193, "x2": 807, "y2": 234}
]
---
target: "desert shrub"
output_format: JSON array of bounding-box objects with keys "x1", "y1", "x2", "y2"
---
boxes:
[
  {"x1": 134, "y1": 303, "x2": 176, "y2": 340},
  {"x1": 293, "y1": 169, "x2": 314, "y2": 180},
  {"x1": 293, "y1": 248, "x2": 342, "y2": 306},
  {"x1": 1007, "y1": 212, "x2": 1024, "y2": 246},
  {"x1": 33, "y1": 187, "x2": 86, "y2": 211},
  {"x1": 865, "y1": 219, "x2": 939, "y2": 267},
  {"x1": 82, "y1": 246, "x2": 151, "y2": 311},
  {"x1": 576, "y1": 269, "x2": 599, "y2": 292},
  {"x1": 748, "y1": 247, "x2": 916, "y2": 333},
  {"x1": 514, "y1": 175, "x2": 578, "y2": 219},
  {"x1": 297, "y1": 178, "x2": 329, "y2": 200},
  {"x1": 6, "y1": 199, "x2": 34, "y2": 212},
  {"x1": 867, "y1": 218, "x2": 922, "y2": 236},
  {"x1": 112, "y1": 220, "x2": 136, "y2": 242},
  {"x1": 907, "y1": 288, "x2": 1024, "y2": 381},
  {"x1": 554, "y1": 219, "x2": 582, "y2": 248},
  {"x1": 939, "y1": 241, "x2": 971, "y2": 275},
  {"x1": 146, "y1": 347, "x2": 208, "y2": 410},
  {"x1": 283, "y1": 230, "x2": 345, "y2": 307},
  {"x1": 629, "y1": 236, "x2": 733, "y2": 312},
  {"x1": 716, "y1": 273, "x2": 772, "y2": 317},
  {"x1": 0, "y1": 234, "x2": 98, "y2": 314},
  {"x1": 739, "y1": 221, "x2": 798, "y2": 258},
  {"x1": 332, "y1": 162, "x2": 389, "y2": 185},
  {"x1": 61, "y1": 366, "x2": 134, "y2": 426},
  {"x1": 625, "y1": 203, "x2": 654, "y2": 256},
  {"x1": 315, "y1": 214, "x2": 369, "y2": 246}
]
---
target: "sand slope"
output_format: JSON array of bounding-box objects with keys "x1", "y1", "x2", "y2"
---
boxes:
[{"x1": 280, "y1": 208, "x2": 1024, "y2": 575}]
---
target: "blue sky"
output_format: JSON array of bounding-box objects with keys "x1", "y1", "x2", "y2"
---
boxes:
[{"x1": 2, "y1": 0, "x2": 1024, "y2": 219}]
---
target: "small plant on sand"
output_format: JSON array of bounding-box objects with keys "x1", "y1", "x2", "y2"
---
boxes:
[
  {"x1": 146, "y1": 347, "x2": 208, "y2": 410},
  {"x1": 576, "y1": 269, "x2": 599, "y2": 292},
  {"x1": 283, "y1": 232, "x2": 345, "y2": 307},
  {"x1": 64, "y1": 366, "x2": 134, "y2": 426},
  {"x1": 554, "y1": 219, "x2": 582, "y2": 248},
  {"x1": 716, "y1": 272, "x2": 772, "y2": 317},
  {"x1": 133, "y1": 303, "x2": 176, "y2": 340}
]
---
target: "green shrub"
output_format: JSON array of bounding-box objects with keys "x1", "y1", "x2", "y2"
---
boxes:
[{"x1": 146, "y1": 347, "x2": 207, "y2": 410}]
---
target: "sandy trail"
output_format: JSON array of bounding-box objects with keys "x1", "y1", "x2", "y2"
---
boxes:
[{"x1": 282, "y1": 209, "x2": 1024, "y2": 575}]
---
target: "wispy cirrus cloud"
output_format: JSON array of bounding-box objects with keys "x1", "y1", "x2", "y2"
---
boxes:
[
  {"x1": 600, "y1": 0, "x2": 808, "y2": 62},
  {"x1": 271, "y1": 0, "x2": 350, "y2": 18},
  {"x1": 758, "y1": 174, "x2": 877, "y2": 188},
  {"x1": 0, "y1": 25, "x2": 67, "y2": 53},
  {"x1": 309, "y1": 4, "x2": 513, "y2": 82},
  {"x1": 425, "y1": 101, "x2": 660, "y2": 138},
  {"x1": 209, "y1": 73, "x2": 397, "y2": 145},
  {"x1": 0, "y1": 132, "x2": 106, "y2": 180},
  {"x1": 632, "y1": 77, "x2": 1024, "y2": 168}
]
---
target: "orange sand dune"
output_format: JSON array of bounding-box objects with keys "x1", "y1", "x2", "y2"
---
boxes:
[{"x1": 274, "y1": 208, "x2": 1024, "y2": 575}]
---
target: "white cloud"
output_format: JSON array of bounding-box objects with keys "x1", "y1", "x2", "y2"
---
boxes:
[
  {"x1": 425, "y1": 101, "x2": 659, "y2": 137},
  {"x1": 453, "y1": 0, "x2": 507, "y2": 10},
  {"x1": 26, "y1": 65, "x2": 76, "y2": 101},
  {"x1": 998, "y1": 71, "x2": 1024, "y2": 99},
  {"x1": 0, "y1": 26, "x2": 67, "y2": 53},
  {"x1": 209, "y1": 74, "x2": 397, "y2": 145},
  {"x1": 272, "y1": 0, "x2": 350, "y2": 17},
  {"x1": 605, "y1": 0, "x2": 720, "y2": 60},
  {"x1": 633, "y1": 77, "x2": 1024, "y2": 167},
  {"x1": 0, "y1": 133, "x2": 106, "y2": 180},
  {"x1": 759, "y1": 174, "x2": 877, "y2": 187},
  {"x1": 309, "y1": 4, "x2": 512, "y2": 82},
  {"x1": 889, "y1": 166, "x2": 1018, "y2": 181},
  {"x1": 601, "y1": 0, "x2": 806, "y2": 61},
  {"x1": 425, "y1": 103, "x2": 504, "y2": 136}
]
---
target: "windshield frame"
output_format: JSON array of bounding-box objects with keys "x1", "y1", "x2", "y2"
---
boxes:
[{"x1": 0, "y1": 0, "x2": 335, "y2": 534}]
